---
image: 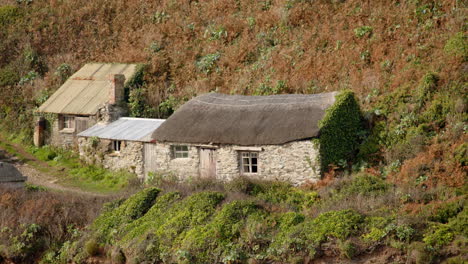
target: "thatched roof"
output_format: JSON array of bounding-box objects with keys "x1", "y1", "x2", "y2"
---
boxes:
[
  {"x1": 152, "y1": 92, "x2": 337, "y2": 145},
  {"x1": 0, "y1": 162, "x2": 27, "y2": 183}
]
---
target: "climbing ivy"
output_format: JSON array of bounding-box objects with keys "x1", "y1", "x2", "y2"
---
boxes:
[{"x1": 318, "y1": 90, "x2": 363, "y2": 171}]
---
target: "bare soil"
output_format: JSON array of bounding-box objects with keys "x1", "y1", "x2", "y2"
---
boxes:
[{"x1": 0, "y1": 139, "x2": 105, "y2": 197}]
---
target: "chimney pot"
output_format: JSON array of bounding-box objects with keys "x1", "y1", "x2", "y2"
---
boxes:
[{"x1": 108, "y1": 74, "x2": 125, "y2": 104}]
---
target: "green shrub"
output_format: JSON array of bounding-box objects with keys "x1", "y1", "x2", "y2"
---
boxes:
[
  {"x1": 270, "y1": 210, "x2": 363, "y2": 258},
  {"x1": 408, "y1": 242, "x2": 433, "y2": 264},
  {"x1": 416, "y1": 72, "x2": 439, "y2": 108},
  {"x1": 423, "y1": 223, "x2": 454, "y2": 248},
  {"x1": 84, "y1": 239, "x2": 100, "y2": 256},
  {"x1": 444, "y1": 32, "x2": 467, "y2": 60},
  {"x1": 429, "y1": 201, "x2": 464, "y2": 223},
  {"x1": 248, "y1": 181, "x2": 319, "y2": 210},
  {"x1": 0, "y1": 5, "x2": 20, "y2": 27},
  {"x1": 318, "y1": 90, "x2": 363, "y2": 171},
  {"x1": 338, "y1": 239, "x2": 356, "y2": 259},
  {"x1": 453, "y1": 143, "x2": 467, "y2": 166},
  {"x1": 354, "y1": 26, "x2": 373, "y2": 38},
  {"x1": 0, "y1": 67, "x2": 20, "y2": 87},
  {"x1": 341, "y1": 174, "x2": 390, "y2": 196},
  {"x1": 91, "y1": 188, "x2": 160, "y2": 243},
  {"x1": 196, "y1": 52, "x2": 220, "y2": 74}
]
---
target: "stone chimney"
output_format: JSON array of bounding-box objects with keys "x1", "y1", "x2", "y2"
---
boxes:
[{"x1": 108, "y1": 74, "x2": 125, "y2": 105}]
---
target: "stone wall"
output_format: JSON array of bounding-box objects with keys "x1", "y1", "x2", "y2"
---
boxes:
[
  {"x1": 78, "y1": 137, "x2": 144, "y2": 178},
  {"x1": 47, "y1": 115, "x2": 97, "y2": 148},
  {"x1": 149, "y1": 140, "x2": 320, "y2": 185},
  {"x1": 43, "y1": 103, "x2": 125, "y2": 149},
  {"x1": 145, "y1": 143, "x2": 200, "y2": 179}
]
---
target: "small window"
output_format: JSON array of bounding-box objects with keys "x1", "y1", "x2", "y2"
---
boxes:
[
  {"x1": 112, "y1": 140, "x2": 122, "y2": 152},
  {"x1": 171, "y1": 145, "x2": 189, "y2": 158},
  {"x1": 60, "y1": 115, "x2": 75, "y2": 130},
  {"x1": 240, "y1": 152, "x2": 258, "y2": 174}
]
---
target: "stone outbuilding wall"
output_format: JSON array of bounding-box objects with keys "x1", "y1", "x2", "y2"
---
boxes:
[
  {"x1": 146, "y1": 139, "x2": 320, "y2": 185},
  {"x1": 43, "y1": 104, "x2": 125, "y2": 148},
  {"x1": 78, "y1": 137, "x2": 144, "y2": 177}
]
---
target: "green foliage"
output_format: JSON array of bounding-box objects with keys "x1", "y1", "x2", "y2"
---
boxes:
[
  {"x1": 444, "y1": 32, "x2": 467, "y2": 60},
  {"x1": 318, "y1": 90, "x2": 363, "y2": 170},
  {"x1": 423, "y1": 223, "x2": 454, "y2": 248},
  {"x1": 28, "y1": 145, "x2": 58, "y2": 161},
  {"x1": 354, "y1": 26, "x2": 373, "y2": 38},
  {"x1": 18, "y1": 71, "x2": 38, "y2": 85},
  {"x1": 453, "y1": 143, "x2": 467, "y2": 166},
  {"x1": 270, "y1": 209, "x2": 363, "y2": 258},
  {"x1": 0, "y1": 5, "x2": 20, "y2": 27},
  {"x1": 429, "y1": 200, "x2": 464, "y2": 223},
  {"x1": 341, "y1": 174, "x2": 390, "y2": 196},
  {"x1": 226, "y1": 178, "x2": 319, "y2": 211},
  {"x1": 196, "y1": 52, "x2": 220, "y2": 74},
  {"x1": 91, "y1": 188, "x2": 160, "y2": 243},
  {"x1": 1, "y1": 224, "x2": 44, "y2": 261},
  {"x1": 84, "y1": 239, "x2": 100, "y2": 256},
  {"x1": 54, "y1": 63, "x2": 72, "y2": 83},
  {"x1": 0, "y1": 67, "x2": 20, "y2": 86},
  {"x1": 128, "y1": 87, "x2": 157, "y2": 118},
  {"x1": 416, "y1": 72, "x2": 439, "y2": 108}
]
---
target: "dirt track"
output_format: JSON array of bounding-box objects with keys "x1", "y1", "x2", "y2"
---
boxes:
[{"x1": 0, "y1": 138, "x2": 106, "y2": 197}]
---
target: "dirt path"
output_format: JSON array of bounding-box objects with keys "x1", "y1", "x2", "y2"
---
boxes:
[{"x1": 0, "y1": 136, "x2": 106, "y2": 197}]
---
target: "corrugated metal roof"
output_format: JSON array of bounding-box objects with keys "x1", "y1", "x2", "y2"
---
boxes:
[
  {"x1": 78, "y1": 117, "x2": 165, "y2": 142},
  {"x1": 37, "y1": 63, "x2": 138, "y2": 115}
]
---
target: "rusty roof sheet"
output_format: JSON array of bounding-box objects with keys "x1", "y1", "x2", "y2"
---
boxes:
[
  {"x1": 78, "y1": 117, "x2": 165, "y2": 142},
  {"x1": 37, "y1": 63, "x2": 138, "y2": 115}
]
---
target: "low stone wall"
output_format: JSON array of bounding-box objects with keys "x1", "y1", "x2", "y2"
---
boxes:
[
  {"x1": 150, "y1": 140, "x2": 320, "y2": 185},
  {"x1": 78, "y1": 137, "x2": 144, "y2": 178}
]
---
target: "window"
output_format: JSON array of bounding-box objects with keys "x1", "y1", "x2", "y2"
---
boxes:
[
  {"x1": 112, "y1": 140, "x2": 122, "y2": 152},
  {"x1": 240, "y1": 152, "x2": 258, "y2": 174},
  {"x1": 60, "y1": 115, "x2": 75, "y2": 130},
  {"x1": 171, "y1": 145, "x2": 189, "y2": 158}
]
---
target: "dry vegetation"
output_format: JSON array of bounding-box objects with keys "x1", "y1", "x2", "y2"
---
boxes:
[
  {"x1": 0, "y1": 0, "x2": 467, "y2": 263},
  {"x1": 0, "y1": 186, "x2": 110, "y2": 263}
]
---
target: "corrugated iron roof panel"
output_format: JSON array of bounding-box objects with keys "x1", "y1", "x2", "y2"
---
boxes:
[
  {"x1": 38, "y1": 63, "x2": 138, "y2": 115},
  {"x1": 78, "y1": 118, "x2": 165, "y2": 142}
]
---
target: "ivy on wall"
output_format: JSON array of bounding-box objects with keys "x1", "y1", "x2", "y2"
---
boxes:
[{"x1": 318, "y1": 90, "x2": 363, "y2": 172}]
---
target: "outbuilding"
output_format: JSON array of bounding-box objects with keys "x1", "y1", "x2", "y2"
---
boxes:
[
  {"x1": 77, "y1": 117, "x2": 165, "y2": 178},
  {"x1": 148, "y1": 91, "x2": 362, "y2": 185},
  {"x1": 35, "y1": 63, "x2": 138, "y2": 148},
  {"x1": 0, "y1": 162, "x2": 27, "y2": 188}
]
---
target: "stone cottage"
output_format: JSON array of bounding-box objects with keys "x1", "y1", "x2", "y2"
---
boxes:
[
  {"x1": 148, "y1": 91, "x2": 358, "y2": 185},
  {"x1": 77, "y1": 117, "x2": 165, "y2": 178},
  {"x1": 35, "y1": 63, "x2": 138, "y2": 148},
  {"x1": 0, "y1": 162, "x2": 27, "y2": 188}
]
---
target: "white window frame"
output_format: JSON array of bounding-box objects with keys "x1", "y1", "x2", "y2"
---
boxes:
[
  {"x1": 240, "y1": 152, "x2": 258, "y2": 174},
  {"x1": 171, "y1": 145, "x2": 189, "y2": 159},
  {"x1": 60, "y1": 115, "x2": 75, "y2": 131},
  {"x1": 112, "y1": 140, "x2": 122, "y2": 152}
]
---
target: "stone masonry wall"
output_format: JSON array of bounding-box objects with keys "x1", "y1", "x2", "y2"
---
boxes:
[
  {"x1": 78, "y1": 137, "x2": 144, "y2": 178},
  {"x1": 151, "y1": 140, "x2": 320, "y2": 185},
  {"x1": 146, "y1": 143, "x2": 200, "y2": 179},
  {"x1": 48, "y1": 115, "x2": 97, "y2": 148}
]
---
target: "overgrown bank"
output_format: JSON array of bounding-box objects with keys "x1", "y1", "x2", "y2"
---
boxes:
[{"x1": 26, "y1": 175, "x2": 466, "y2": 264}]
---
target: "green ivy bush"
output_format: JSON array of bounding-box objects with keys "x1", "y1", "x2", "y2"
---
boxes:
[
  {"x1": 318, "y1": 90, "x2": 363, "y2": 171},
  {"x1": 91, "y1": 188, "x2": 160, "y2": 243}
]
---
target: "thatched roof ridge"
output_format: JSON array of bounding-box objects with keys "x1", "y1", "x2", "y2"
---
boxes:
[{"x1": 152, "y1": 92, "x2": 337, "y2": 145}]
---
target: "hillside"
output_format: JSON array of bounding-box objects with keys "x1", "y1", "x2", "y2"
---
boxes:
[{"x1": 0, "y1": 0, "x2": 467, "y2": 263}]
